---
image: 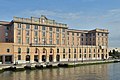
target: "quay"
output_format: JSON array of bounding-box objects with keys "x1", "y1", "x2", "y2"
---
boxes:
[{"x1": 0, "y1": 59, "x2": 119, "y2": 72}]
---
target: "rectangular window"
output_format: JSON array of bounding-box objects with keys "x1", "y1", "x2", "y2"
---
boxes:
[
  {"x1": 49, "y1": 27, "x2": 52, "y2": 31},
  {"x1": 69, "y1": 49, "x2": 71, "y2": 53},
  {"x1": 67, "y1": 32, "x2": 69, "y2": 35},
  {"x1": 27, "y1": 48, "x2": 30, "y2": 54},
  {"x1": 77, "y1": 33, "x2": 79, "y2": 36},
  {"x1": 56, "y1": 33, "x2": 59, "y2": 38},
  {"x1": 18, "y1": 48, "x2": 21, "y2": 54},
  {"x1": 34, "y1": 37, "x2": 38, "y2": 43},
  {"x1": 34, "y1": 25, "x2": 38, "y2": 30},
  {"x1": 62, "y1": 34, "x2": 65, "y2": 38},
  {"x1": 42, "y1": 32, "x2": 45, "y2": 37},
  {"x1": 79, "y1": 54, "x2": 81, "y2": 58},
  {"x1": 18, "y1": 30, "x2": 21, "y2": 35},
  {"x1": 49, "y1": 38, "x2": 52, "y2": 44},
  {"x1": 62, "y1": 39, "x2": 65, "y2": 45},
  {"x1": 84, "y1": 54, "x2": 86, "y2": 58},
  {"x1": 62, "y1": 29, "x2": 65, "y2": 32},
  {"x1": 26, "y1": 24, "x2": 30, "y2": 29},
  {"x1": 56, "y1": 28, "x2": 59, "y2": 32},
  {"x1": 26, "y1": 37, "x2": 29, "y2": 44},
  {"x1": 56, "y1": 39, "x2": 59, "y2": 45},
  {"x1": 18, "y1": 55, "x2": 21, "y2": 60},
  {"x1": 42, "y1": 26, "x2": 46, "y2": 30},
  {"x1": 72, "y1": 33, "x2": 74, "y2": 36},
  {"x1": 18, "y1": 23, "x2": 21, "y2": 28},
  {"x1": 50, "y1": 32, "x2": 52, "y2": 37},
  {"x1": 26, "y1": 30, "x2": 29, "y2": 36},
  {"x1": 34, "y1": 31, "x2": 38, "y2": 36},
  {"x1": 18, "y1": 37, "x2": 21, "y2": 44}
]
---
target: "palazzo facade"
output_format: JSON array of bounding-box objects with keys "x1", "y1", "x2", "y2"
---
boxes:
[{"x1": 0, "y1": 15, "x2": 109, "y2": 64}]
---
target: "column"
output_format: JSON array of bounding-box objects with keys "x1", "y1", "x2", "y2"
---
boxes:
[{"x1": 2, "y1": 55, "x2": 5, "y2": 64}]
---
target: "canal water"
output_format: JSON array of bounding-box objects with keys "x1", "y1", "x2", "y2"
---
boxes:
[{"x1": 0, "y1": 63, "x2": 120, "y2": 80}]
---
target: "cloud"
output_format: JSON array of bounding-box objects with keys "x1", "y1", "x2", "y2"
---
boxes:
[{"x1": 20, "y1": 10, "x2": 82, "y2": 21}]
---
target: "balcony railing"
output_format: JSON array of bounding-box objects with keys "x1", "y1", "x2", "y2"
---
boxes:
[{"x1": 30, "y1": 43, "x2": 56, "y2": 47}]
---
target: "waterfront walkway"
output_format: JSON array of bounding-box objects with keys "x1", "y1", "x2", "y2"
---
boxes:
[{"x1": 0, "y1": 59, "x2": 119, "y2": 72}]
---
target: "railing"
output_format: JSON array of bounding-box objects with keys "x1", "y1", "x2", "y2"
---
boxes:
[{"x1": 30, "y1": 43, "x2": 56, "y2": 47}]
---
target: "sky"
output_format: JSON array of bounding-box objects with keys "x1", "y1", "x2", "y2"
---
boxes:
[{"x1": 0, "y1": 0, "x2": 120, "y2": 48}]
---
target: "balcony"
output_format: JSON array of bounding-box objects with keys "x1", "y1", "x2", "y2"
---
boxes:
[{"x1": 30, "y1": 43, "x2": 56, "y2": 47}]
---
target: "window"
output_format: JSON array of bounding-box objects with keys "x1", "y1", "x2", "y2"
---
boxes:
[
  {"x1": 49, "y1": 38, "x2": 52, "y2": 44},
  {"x1": 67, "y1": 32, "x2": 69, "y2": 35},
  {"x1": 94, "y1": 49, "x2": 96, "y2": 53},
  {"x1": 34, "y1": 31, "x2": 38, "y2": 36},
  {"x1": 50, "y1": 32, "x2": 52, "y2": 37},
  {"x1": 98, "y1": 54, "x2": 100, "y2": 57},
  {"x1": 69, "y1": 49, "x2": 71, "y2": 53},
  {"x1": 74, "y1": 54, "x2": 76, "y2": 58},
  {"x1": 18, "y1": 48, "x2": 21, "y2": 54},
  {"x1": 34, "y1": 25, "x2": 38, "y2": 30},
  {"x1": 18, "y1": 37, "x2": 21, "y2": 44},
  {"x1": 57, "y1": 48, "x2": 59, "y2": 53},
  {"x1": 84, "y1": 54, "x2": 86, "y2": 58},
  {"x1": 69, "y1": 54, "x2": 71, "y2": 58},
  {"x1": 81, "y1": 38, "x2": 83, "y2": 41},
  {"x1": 27, "y1": 48, "x2": 30, "y2": 54},
  {"x1": 62, "y1": 34, "x2": 65, "y2": 38},
  {"x1": 56, "y1": 28, "x2": 59, "y2": 32},
  {"x1": 63, "y1": 48, "x2": 65, "y2": 53},
  {"x1": 63, "y1": 54, "x2": 65, "y2": 59},
  {"x1": 89, "y1": 54, "x2": 91, "y2": 58},
  {"x1": 84, "y1": 49, "x2": 86, "y2": 53},
  {"x1": 26, "y1": 24, "x2": 30, "y2": 29},
  {"x1": 42, "y1": 26, "x2": 45, "y2": 30},
  {"x1": 26, "y1": 30, "x2": 29, "y2": 36},
  {"x1": 94, "y1": 54, "x2": 96, "y2": 57},
  {"x1": 7, "y1": 49, "x2": 10, "y2": 53},
  {"x1": 89, "y1": 49, "x2": 91, "y2": 53},
  {"x1": 79, "y1": 54, "x2": 81, "y2": 58},
  {"x1": 56, "y1": 33, "x2": 59, "y2": 38},
  {"x1": 74, "y1": 49, "x2": 76, "y2": 53},
  {"x1": 18, "y1": 30, "x2": 21, "y2": 35},
  {"x1": 62, "y1": 39, "x2": 65, "y2": 45},
  {"x1": 72, "y1": 33, "x2": 74, "y2": 36},
  {"x1": 18, "y1": 23, "x2": 21, "y2": 28},
  {"x1": 5, "y1": 32, "x2": 8, "y2": 36},
  {"x1": 56, "y1": 39, "x2": 59, "y2": 45},
  {"x1": 77, "y1": 33, "x2": 79, "y2": 36},
  {"x1": 18, "y1": 55, "x2": 21, "y2": 60},
  {"x1": 26, "y1": 37, "x2": 29, "y2": 44},
  {"x1": 42, "y1": 32, "x2": 45, "y2": 37},
  {"x1": 79, "y1": 49, "x2": 81, "y2": 53},
  {"x1": 49, "y1": 27, "x2": 52, "y2": 31},
  {"x1": 62, "y1": 29, "x2": 65, "y2": 32},
  {"x1": 34, "y1": 37, "x2": 38, "y2": 43}
]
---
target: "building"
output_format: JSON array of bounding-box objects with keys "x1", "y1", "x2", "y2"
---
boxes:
[{"x1": 0, "y1": 15, "x2": 109, "y2": 64}]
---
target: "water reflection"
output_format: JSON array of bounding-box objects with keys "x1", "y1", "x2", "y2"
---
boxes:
[{"x1": 0, "y1": 63, "x2": 120, "y2": 80}]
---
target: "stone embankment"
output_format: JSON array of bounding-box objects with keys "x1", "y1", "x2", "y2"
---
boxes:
[{"x1": 0, "y1": 60, "x2": 119, "y2": 73}]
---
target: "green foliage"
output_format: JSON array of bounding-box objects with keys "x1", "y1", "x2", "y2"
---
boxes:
[{"x1": 109, "y1": 49, "x2": 120, "y2": 59}]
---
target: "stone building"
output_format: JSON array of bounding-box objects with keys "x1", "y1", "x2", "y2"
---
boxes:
[{"x1": 0, "y1": 15, "x2": 109, "y2": 64}]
